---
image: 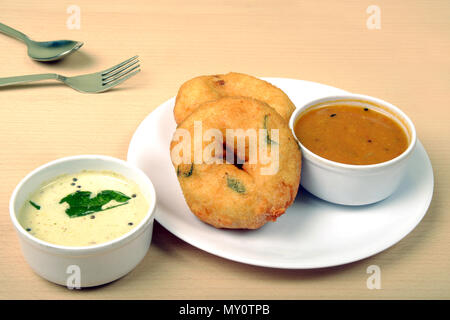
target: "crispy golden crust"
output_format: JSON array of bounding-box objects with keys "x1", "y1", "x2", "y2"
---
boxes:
[
  {"x1": 174, "y1": 72, "x2": 296, "y2": 124},
  {"x1": 170, "y1": 97, "x2": 301, "y2": 229}
]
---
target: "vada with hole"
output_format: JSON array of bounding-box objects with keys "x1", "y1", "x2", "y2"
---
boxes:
[{"x1": 170, "y1": 97, "x2": 301, "y2": 229}]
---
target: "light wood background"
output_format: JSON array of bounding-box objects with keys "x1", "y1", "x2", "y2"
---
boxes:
[{"x1": 0, "y1": 0, "x2": 449, "y2": 299}]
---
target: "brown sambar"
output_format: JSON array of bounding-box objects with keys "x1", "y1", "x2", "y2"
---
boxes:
[{"x1": 294, "y1": 105, "x2": 409, "y2": 165}]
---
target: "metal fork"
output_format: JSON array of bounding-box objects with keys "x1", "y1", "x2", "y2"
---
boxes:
[{"x1": 0, "y1": 56, "x2": 140, "y2": 93}]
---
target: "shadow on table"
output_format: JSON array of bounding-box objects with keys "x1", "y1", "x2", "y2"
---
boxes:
[{"x1": 31, "y1": 50, "x2": 96, "y2": 70}]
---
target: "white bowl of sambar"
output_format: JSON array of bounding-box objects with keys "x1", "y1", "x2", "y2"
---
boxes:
[{"x1": 290, "y1": 94, "x2": 416, "y2": 205}]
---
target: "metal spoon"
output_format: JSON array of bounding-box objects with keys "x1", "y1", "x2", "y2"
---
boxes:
[{"x1": 0, "y1": 22, "x2": 83, "y2": 62}]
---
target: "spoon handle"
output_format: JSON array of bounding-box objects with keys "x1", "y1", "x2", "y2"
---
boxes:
[
  {"x1": 0, "y1": 74, "x2": 59, "y2": 87},
  {"x1": 0, "y1": 22, "x2": 29, "y2": 42}
]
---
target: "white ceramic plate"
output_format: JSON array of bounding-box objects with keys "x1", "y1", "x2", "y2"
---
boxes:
[{"x1": 127, "y1": 78, "x2": 434, "y2": 269}]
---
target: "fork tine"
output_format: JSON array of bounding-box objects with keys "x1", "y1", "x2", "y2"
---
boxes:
[
  {"x1": 102, "y1": 69, "x2": 141, "y2": 91},
  {"x1": 101, "y1": 55, "x2": 139, "y2": 76},
  {"x1": 103, "y1": 64, "x2": 140, "y2": 85},
  {"x1": 102, "y1": 59, "x2": 140, "y2": 81}
]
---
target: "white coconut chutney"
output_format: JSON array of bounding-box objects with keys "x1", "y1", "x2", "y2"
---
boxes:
[{"x1": 18, "y1": 170, "x2": 149, "y2": 246}]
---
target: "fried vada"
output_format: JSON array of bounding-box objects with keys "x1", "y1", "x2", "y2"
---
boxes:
[
  {"x1": 173, "y1": 72, "x2": 296, "y2": 124},
  {"x1": 170, "y1": 97, "x2": 301, "y2": 229}
]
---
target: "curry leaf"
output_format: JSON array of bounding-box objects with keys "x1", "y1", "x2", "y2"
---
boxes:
[
  {"x1": 29, "y1": 201, "x2": 40, "y2": 210},
  {"x1": 177, "y1": 164, "x2": 194, "y2": 177},
  {"x1": 263, "y1": 114, "x2": 278, "y2": 145},
  {"x1": 59, "y1": 190, "x2": 131, "y2": 218},
  {"x1": 226, "y1": 176, "x2": 246, "y2": 194}
]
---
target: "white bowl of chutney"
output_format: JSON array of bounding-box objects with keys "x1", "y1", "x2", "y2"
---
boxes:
[{"x1": 9, "y1": 155, "x2": 156, "y2": 288}]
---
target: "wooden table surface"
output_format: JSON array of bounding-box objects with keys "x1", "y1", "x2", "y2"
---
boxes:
[{"x1": 0, "y1": 0, "x2": 449, "y2": 299}]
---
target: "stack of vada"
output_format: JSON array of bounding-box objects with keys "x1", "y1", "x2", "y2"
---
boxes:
[{"x1": 170, "y1": 72, "x2": 301, "y2": 229}]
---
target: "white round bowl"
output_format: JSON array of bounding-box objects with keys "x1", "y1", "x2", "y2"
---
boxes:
[
  {"x1": 289, "y1": 94, "x2": 417, "y2": 206},
  {"x1": 9, "y1": 155, "x2": 157, "y2": 287}
]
